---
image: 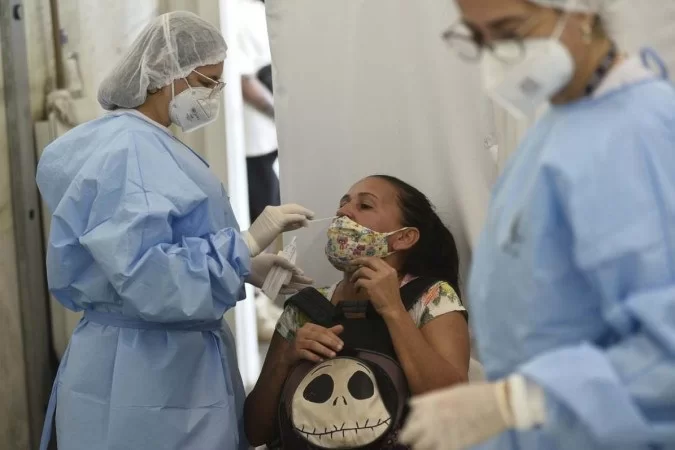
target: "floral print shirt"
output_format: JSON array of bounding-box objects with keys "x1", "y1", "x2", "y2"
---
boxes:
[{"x1": 276, "y1": 275, "x2": 466, "y2": 342}]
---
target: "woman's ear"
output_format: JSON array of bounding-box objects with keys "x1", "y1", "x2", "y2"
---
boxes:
[{"x1": 391, "y1": 228, "x2": 419, "y2": 251}]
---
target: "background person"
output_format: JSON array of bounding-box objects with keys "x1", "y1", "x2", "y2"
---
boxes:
[{"x1": 235, "y1": 0, "x2": 285, "y2": 341}]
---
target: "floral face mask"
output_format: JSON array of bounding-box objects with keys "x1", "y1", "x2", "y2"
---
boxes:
[{"x1": 325, "y1": 216, "x2": 407, "y2": 272}]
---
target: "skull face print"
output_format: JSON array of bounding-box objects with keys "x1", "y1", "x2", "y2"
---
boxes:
[{"x1": 291, "y1": 358, "x2": 392, "y2": 448}]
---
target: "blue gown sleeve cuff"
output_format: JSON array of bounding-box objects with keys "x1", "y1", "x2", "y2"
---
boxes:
[{"x1": 212, "y1": 228, "x2": 252, "y2": 302}]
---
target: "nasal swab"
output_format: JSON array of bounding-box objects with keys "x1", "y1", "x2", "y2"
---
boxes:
[{"x1": 308, "y1": 216, "x2": 336, "y2": 223}]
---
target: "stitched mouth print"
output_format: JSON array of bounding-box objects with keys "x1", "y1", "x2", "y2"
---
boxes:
[
  {"x1": 292, "y1": 358, "x2": 393, "y2": 449},
  {"x1": 295, "y1": 417, "x2": 392, "y2": 443}
]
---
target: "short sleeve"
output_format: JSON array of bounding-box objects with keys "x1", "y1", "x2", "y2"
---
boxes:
[
  {"x1": 233, "y1": 35, "x2": 256, "y2": 76},
  {"x1": 275, "y1": 286, "x2": 334, "y2": 341},
  {"x1": 412, "y1": 281, "x2": 466, "y2": 328},
  {"x1": 275, "y1": 304, "x2": 301, "y2": 341},
  {"x1": 233, "y1": 7, "x2": 260, "y2": 76}
]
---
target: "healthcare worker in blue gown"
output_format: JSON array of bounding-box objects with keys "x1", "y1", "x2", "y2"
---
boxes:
[
  {"x1": 36, "y1": 11, "x2": 314, "y2": 450},
  {"x1": 401, "y1": 0, "x2": 675, "y2": 449}
]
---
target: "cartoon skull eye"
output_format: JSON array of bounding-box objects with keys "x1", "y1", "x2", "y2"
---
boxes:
[
  {"x1": 347, "y1": 370, "x2": 374, "y2": 400},
  {"x1": 303, "y1": 374, "x2": 334, "y2": 404}
]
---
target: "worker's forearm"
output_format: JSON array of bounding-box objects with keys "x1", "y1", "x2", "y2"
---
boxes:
[
  {"x1": 383, "y1": 307, "x2": 467, "y2": 395},
  {"x1": 244, "y1": 354, "x2": 293, "y2": 446},
  {"x1": 249, "y1": 97, "x2": 274, "y2": 119},
  {"x1": 241, "y1": 75, "x2": 275, "y2": 119}
]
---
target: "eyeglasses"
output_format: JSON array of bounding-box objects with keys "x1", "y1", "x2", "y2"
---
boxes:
[
  {"x1": 193, "y1": 70, "x2": 226, "y2": 99},
  {"x1": 441, "y1": 15, "x2": 542, "y2": 64},
  {"x1": 441, "y1": 22, "x2": 524, "y2": 63}
]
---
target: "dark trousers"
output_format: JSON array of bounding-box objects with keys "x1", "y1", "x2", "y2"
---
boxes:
[{"x1": 247, "y1": 150, "x2": 280, "y2": 223}]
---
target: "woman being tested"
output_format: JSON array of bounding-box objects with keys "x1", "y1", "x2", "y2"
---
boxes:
[
  {"x1": 36, "y1": 11, "x2": 313, "y2": 450},
  {"x1": 401, "y1": 0, "x2": 675, "y2": 449},
  {"x1": 245, "y1": 176, "x2": 471, "y2": 449}
]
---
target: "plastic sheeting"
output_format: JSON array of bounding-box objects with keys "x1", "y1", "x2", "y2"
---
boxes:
[{"x1": 267, "y1": 0, "x2": 499, "y2": 292}]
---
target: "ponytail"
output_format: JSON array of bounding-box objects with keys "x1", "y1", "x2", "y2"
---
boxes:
[{"x1": 371, "y1": 175, "x2": 461, "y2": 298}]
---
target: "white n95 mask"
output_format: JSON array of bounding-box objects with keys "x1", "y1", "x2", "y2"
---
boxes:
[
  {"x1": 169, "y1": 83, "x2": 220, "y2": 133},
  {"x1": 483, "y1": 39, "x2": 574, "y2": 120}
]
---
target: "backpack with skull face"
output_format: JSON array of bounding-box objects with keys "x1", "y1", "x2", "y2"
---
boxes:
[{"x1": 276, "y1": 277, "x2": 440, "y2": 450}]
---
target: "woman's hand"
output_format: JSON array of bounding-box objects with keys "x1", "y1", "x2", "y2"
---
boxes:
[
  {"x1": 350, "y1": 257, "x2": 406, "y2": 319},
  {"x1": 285, "y1": 323, "x2": 344, "y2": 365}
]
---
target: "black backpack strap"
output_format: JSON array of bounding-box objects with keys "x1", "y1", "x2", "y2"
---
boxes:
[
  {"x1": 399, "y1": 277, "x2": 442, "y2": 311},
  {"x1": 284, "y1": 287, "x2": 336, "y2": 327}
]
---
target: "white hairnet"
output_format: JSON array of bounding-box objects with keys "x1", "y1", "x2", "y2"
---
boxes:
[
  {"x1": 98, "y1": 11, "x2": 227, "y2": 110},
  {"x1": 527, "y1": 0, "x2": 616, "y2": 13},
  {"x1": 528, "y1": 0, "x2": 620, "y2": 35}
]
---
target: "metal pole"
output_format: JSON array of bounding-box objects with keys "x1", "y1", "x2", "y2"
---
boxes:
[
  {"x1": 48, "y1": 0, "x2": 65, "y2": 88},
  {"x1": 0, "y1": 1, "x2": 54, "y2": 448}
]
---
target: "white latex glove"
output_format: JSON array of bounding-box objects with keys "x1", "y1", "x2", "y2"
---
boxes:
[
  {"x1": 400, "y1": 376, "x2": 546, "y2": 450},
  {"x1": 401, "y1": 382, "x2": 513, "y2": 450},
  {"x1": 246, "y1": 253, "x2": 313, "y2": 293},
  {"x1": 242, "y1": 204, "x2": 314, "y2": 256}
]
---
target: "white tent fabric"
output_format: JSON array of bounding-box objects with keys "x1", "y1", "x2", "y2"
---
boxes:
[
  {"x1": 267, "y1": 0, "x2": 499, "y2": 293},
  {"x1": 611, "y1": 0, "x2": 675, "y2": 74}
]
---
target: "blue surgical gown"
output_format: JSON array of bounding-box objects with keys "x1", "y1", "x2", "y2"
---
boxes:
[
  {"x1": 36, "y1": 112, "x2": 251, "y2": 450},
  {"x1": 469, "y1": 78, "x2": 675, "y2": 449}
]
